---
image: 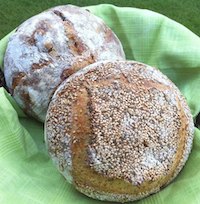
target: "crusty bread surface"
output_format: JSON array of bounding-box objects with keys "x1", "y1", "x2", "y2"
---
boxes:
[
  {"x1": 4, "y1": 5, "x2": 125, "y2": 121},
  {"x1": 45, "y1": 61, "x2": 194, "y2": 202}
]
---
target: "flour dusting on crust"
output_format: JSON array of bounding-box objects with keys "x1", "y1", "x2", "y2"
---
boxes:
[{"x1": 4, "y1": 5, "x2": 125, "y2": 121}]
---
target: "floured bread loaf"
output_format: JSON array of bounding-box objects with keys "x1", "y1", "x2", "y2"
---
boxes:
[
  {"x1": 4, "y1": 5, "x2": 125, "y2": 122},
  {"x1": 45, "y1": 61, "x2": 194, "y2": 202}
]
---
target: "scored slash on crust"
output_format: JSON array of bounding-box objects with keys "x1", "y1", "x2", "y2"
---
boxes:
[
  {"x1": 4, "y1": 5, "x2": 125, "y2": 122},
  {"x1": 45, "y1": 60, "x2": 194, "y2": 202}
]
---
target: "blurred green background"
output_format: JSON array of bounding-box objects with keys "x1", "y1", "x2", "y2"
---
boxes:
[{"x1": 0, "y1": 0, "x2": 200, "y2": 39}]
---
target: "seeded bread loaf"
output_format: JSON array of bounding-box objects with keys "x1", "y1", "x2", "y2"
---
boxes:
[
  {"x1": 4, "y1": 5, "x2": 125, "y2": 122},
  {"x1": 45, "y1": 61, "x2": 194, "y2": 202}
]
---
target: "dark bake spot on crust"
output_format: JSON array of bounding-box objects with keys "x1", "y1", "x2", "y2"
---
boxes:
[
  {"x1": 105, "y1": 28, "x2": 116, "y2": 43},
  {"x1": 53, "y1": 10, "x2": 66, "y2": 21},
  {"x1": 44, "y1": 43, "x2": 58, "y2": 57},
  {"x1": 90, "y1": 54, "x2": 95, "y2": 61},
  {"x1": 63, "y1": 20, "x2": 86, "y2": 55},
  {"x1": 73, "y1": 41, "x2": 85, "y2": 54},
  {"x1": 61, "y1": 68, "x2": 75, "y2": 81},
  {"x1": 60, "y1": 54, "x2": 95, "y2": 80},
  {"x1": 31, "y1": 59, "x2": 52, "y2": 70},
  {"x1": 21, "y1": 92, "x2": 31, "y2": 105},
  {"x1": 21, "y1": 76, "x2": 40, "y2": 87},
  {"x1": 19, "y1": 34, "x2": 35, "y2": 46},
  {"x1": 143, "y1": 140, "x2": 149, "y2": 147},
  {"x1": 12, "y1": 72, "x2": 26, "y2": 90},
  {"x1": 60, "y1": 54, "x2": 95, "y2": 81},
  {"x1": 27, "y1": 36, "x2": 36, "y2": 46},
  {"x1": 44, "y1": 42, "x2": 53, "y2": 52},
  {"x1": 36, "y1": 20, "x2": 51, "y2": 35},
  {"x1": 54, "y1": 9, "x2": 88, "y2": 55},
  {"x1": 20, "y1": 91, "x2": 33, "y2": 113},
  {"x1": 53, "y1": 9, "x2": 86, "y2": 55},
  {"x1": 25, "y1": 21, "x2": 51, "y2": 46}
]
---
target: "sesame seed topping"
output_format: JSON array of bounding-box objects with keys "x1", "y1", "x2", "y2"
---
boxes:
[{"x1": 45, "y1": 60, "x2": 194, "y2": 202}]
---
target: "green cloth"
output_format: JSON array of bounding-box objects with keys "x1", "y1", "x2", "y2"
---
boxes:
[{"x1": 0, "y1": 4, "x2": 200, "y2": 204}]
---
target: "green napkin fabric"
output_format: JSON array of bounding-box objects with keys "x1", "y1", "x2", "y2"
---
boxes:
[{"x1": 0, "y1": 4, "x2": 200, "y2": 204}]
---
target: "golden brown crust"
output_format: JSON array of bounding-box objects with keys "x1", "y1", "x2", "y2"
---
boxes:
[
  {"x1": 60, "y1": 55, "x2": 95, "y2": 81},
  {"x1": 45, "y1": 60, "x2": 194, "y2": 202}
]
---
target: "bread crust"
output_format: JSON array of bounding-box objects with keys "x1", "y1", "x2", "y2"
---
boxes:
[
  {"x1": 45, "y1": 60, "x2": 194, "y2": 202},
  {"x1": 4, "y1": 5, "x2": 125, "y2": 121}
]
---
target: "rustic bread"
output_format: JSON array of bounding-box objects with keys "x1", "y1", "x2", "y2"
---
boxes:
[
  {"x1": 4, "y1": 5, "x2": 125, "y2": 122},
  {"x1": 45, "y1": 60, "x2": 194, "y2": 202}
]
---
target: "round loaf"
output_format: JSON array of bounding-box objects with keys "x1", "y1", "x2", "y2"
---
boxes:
[
  {"x1": 45, "y1": 61, "x2": 194, "y2": 202},
  {"x1": 4, "y1": 5, "x2": 125, "y2": 122}
]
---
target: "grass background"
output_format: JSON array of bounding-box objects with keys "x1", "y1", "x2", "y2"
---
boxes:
[{"x1": 0, "y1": 0, "x2": 200, "y2": 39}]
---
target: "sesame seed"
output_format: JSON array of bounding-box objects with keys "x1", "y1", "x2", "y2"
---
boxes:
[{"x1": 45, "y1": 60, "x2": 194, "y2": 202}]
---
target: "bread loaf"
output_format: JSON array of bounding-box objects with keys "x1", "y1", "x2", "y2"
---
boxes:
[
  {"x1": 45, "y1": 60, "x2": 194, "y2": 202},
  {"x1": 4, "y1": 5, "x2": 125, "y2": 121}
]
